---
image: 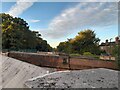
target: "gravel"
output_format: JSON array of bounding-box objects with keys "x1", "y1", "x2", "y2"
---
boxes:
[{"x1": 25, "y1": 68, "x2": 119, "y2": 88}]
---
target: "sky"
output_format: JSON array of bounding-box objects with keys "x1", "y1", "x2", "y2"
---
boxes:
[{"x1": 1, "y1": 0, "x2": 119, "y2": 48}]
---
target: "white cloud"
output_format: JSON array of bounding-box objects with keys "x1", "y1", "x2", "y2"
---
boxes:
[
  {"x1": 48, "y1": 41, "x2": 60, "y2": 48},
  {"x1": 2, "y1": 0, "x2": 120, "y2": 2},
  {"x1": 41, "y1": 2, "x2": 118, "y2": 39},
  {"x1": 7, "y1": 0, "x2": 37, "y2": 17},
  {"x1": 29, "y1": 19, "x2": 40, "y2": 23},
  {"x1": 83, "y1": 0, "x2": 120, "y2": 2}
]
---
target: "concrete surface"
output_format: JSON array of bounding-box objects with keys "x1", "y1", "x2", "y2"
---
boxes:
[
  {"x1": 25, "y1": 68, "x2": 119, "y2": 88},
  {"x1": 1, "y1": 54, "x2": 56, "y2": 88},
  {"x1": 0, "y1": 54, "x2": 2, "y2": 89},
  {"x1": 0, "y1": 54, "x2": 119, "y2": 89}
]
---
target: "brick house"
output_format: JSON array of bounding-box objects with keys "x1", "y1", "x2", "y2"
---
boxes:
[{"x1": 99, "y1": 37, "x2": 119, "y2": 60}]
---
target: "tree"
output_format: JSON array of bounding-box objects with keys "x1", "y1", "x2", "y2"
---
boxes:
[
  {"x1": 57, "y1": 40, "x2": 72, "y2": 54},
  {"x1": 1, "y1": 13, "x2": 36, "y2": 50},
  {"x1": 1, "y1": 13, "x2": 52, "y2": 52},
  {"x1": 0, "y1": 24, "x2": 1, "y2": 51},
  {"x1": 70, "y1": 29, "x2": 100, "y2": 54},
  {"x1": 112, "y1": 44, "x2": 120, "y2": 70},
  {"x1": 57, "y1": 29, "x2": 101, "y2": 55}
]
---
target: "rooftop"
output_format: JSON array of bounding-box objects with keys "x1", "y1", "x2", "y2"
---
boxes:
[{"x1": 100, "y1": 42, "x2": 116, "y2": 46}]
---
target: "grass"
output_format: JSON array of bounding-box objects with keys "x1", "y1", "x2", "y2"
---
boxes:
[{"x1": 70, "y1": 52, "x2": 100, "y2": 59}]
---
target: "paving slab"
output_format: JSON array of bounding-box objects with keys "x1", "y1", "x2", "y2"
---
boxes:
[{"x1": 25, "y1": 68, "x2": 119, "y2": 88}]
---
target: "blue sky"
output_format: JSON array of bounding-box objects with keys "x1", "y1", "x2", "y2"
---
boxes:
[{"x1": 1, "y1": 1, "x2": 118, "y2": 48}]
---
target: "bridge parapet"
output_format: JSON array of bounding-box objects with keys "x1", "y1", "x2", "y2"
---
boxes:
[{"x1": 8, "y1": 51, "x2": 118, "y2": 70}]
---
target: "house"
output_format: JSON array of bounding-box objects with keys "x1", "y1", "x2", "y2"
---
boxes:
[
  {"x1": 99, "y1": 37, "x2": 120, "y2": 55},
  {"x1": 99, "y1": 37, "x2": 120, "y2": 60}
]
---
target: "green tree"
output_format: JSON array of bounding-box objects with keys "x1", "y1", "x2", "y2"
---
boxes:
[
  {"x1": 34, "y1": 31, "x2": 52, "y2": 52},
  {"x1": 57, "y1": 39, "x2": 72, "y2": 54},
  {"x1": 57, "y1": 29, "x2": 101, "y2": 55},
  {"x1": 1, "y1": 13, "x2": 52, "y2": 52},
  {"x1": 70, "y1": 29, "x2": 100, "y2": 54},
  {"x1": 112, "y1": 44, "x2": 120, "y2": 70},
  {"x1": 1, "y1": 13, "x2": 36, "y2": 50}
]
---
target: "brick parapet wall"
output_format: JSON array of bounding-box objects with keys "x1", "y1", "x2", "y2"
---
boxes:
[
  {"x1": 8, "y1": 52, "x2": 118, "y2": 70},
  {"x1": 70, "y1": 57, "x2": 117, "y2": 70}
]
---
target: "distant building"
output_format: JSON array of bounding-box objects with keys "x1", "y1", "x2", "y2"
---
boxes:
[
  {"x1": 99, "y1": 37, "x2": 120, "y2": 60},
  {"x1": 99, "y1": 37, "x2": 119, "y2": 60}
]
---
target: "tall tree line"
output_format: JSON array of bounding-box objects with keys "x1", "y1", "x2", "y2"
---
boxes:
[{"x1": 1, "y1": 13, "x2": 52, "y2": 52}]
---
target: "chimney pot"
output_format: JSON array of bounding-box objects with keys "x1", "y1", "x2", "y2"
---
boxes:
[{"x1": 115, "y1": 37, "x2": 119, "y2": 44}]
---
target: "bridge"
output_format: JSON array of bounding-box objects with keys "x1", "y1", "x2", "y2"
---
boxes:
[
  {"x1": 8, "y1": 52, "x2": 118, "y2": 70},
  {"x1": 0, "y1": 54, "x2": 119, "y2": 88}
]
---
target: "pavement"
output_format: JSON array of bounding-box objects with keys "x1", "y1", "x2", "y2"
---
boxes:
[{"x1": 25, "y1": 68, "x2": 119, "y2": 89}]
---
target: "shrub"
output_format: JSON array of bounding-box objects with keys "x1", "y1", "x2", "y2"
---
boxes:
[
  {"x1": 83, "y1": 52, "x2": 93, "y2": 56},
  {"x1": 70, "y1": 53, "x2": 81, "y2": 56}
]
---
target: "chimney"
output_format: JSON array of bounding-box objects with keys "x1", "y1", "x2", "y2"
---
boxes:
[
  {"x1": 115, "y1": 37, "x2": 119, "y2": 44},
  {"x1": 105, "y1": 39, "x2": 109, "y2": 45}
]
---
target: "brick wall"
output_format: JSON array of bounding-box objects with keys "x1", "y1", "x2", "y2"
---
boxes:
[
  {"x1": 70, "y1": 57, "x2": 117, "y2": 70},
  {"x1": 8, "y1": 52, "x2": 118, "y2": 70},
  {"x1": 8, "y1": 52, "x2": 69, "y2": 69}
]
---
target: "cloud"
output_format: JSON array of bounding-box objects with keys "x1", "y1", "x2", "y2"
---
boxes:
[
  {"x1": 7, "y1": 0, "x2": 37, "y2": 17},
  {"x1": 41, "y1": 2, "x2": 118, "y2": 39},
  {"x1": 29, "y1": 19, "x2": 40, "y2": 23},
  {"x1": 83, "y1": 0, "x2": 119, "y2": 2},
  {"x1": 48, "y1": 41, "x2": 60, "y2": 48}
]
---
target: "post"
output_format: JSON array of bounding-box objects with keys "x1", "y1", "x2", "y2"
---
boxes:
[
  {"x1": 68, "y1": 54, "x2": 71, "y2": 70},
  {"x1": 110, "y1": 38, "x2": 112, "y2": 60}
]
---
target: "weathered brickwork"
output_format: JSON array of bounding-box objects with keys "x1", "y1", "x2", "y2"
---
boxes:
[{"x1": 8, "y1": 52, "x2": 118, "y2": 70}]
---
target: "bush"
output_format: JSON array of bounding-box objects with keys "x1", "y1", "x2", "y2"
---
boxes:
[
  {"x1": 83, "y1": 52, "x2": 99, "y2": 59},
  {"x1": 70, "y1": 53, "x2": 81, "y2": 56},
  {"x1": 112, "y1": 45, "x2": 120, "y2": 70},
  {"x1": 83, "y1": 52, "x2": 93, "y2": 56}
]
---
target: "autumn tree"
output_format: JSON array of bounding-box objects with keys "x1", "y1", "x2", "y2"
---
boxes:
[
  {"x1": 57, "y1": 29, "x2": 101, "y2": 55},
  {"x1": 71, "y1": 30, "x2": 100, "y2": 54}
]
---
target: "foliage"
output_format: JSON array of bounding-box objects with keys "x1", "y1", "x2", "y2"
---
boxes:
[
  {"x1": 112, "y1": 45, "x2": 120, "y2": 56},
  {"x1": 57, "y1": 40, "x2": 72, "y2": 53},
  {"x1": 112, "y1": 44, "x2": 120, "y2": 70},
  {"x1": 83, "y1": 52, "x2": 93, "y2": 56},
  {"x1": 0, "y1": 18, "x2": 1, "y2": 51},
  {"x1": 57, "y1": 29, "x2": 101, "y2": 55},
  {"x1": 83, "y1": 52, "x2": 99, "y2": 59},
  {"x1": 70, "y1": 53, "x2": 81, "y2": 57},
  {"x1": 1, "y1": 13, "x2": 52, "y2": 52}
]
